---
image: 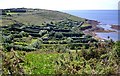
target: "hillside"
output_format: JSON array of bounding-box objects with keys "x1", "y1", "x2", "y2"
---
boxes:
[
  {"x1": 1, "y1": 8, "x2": 85, "y2": 26},
  {"x1": 1, "y1": 8, "x2": 120, "y2": 75}
]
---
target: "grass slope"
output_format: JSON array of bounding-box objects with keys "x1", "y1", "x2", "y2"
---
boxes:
[
  {"x1": 24, "y1": 52, "x2": 60, "y2": 74},
  {"x1": 1, "y1": 8, "x2": 85, "y2": 26}
]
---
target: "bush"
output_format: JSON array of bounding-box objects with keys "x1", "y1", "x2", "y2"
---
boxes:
[
  {"x1": 2, "y1": 50, "x2": 25, "y2": 75},
  {"x1": 19, "y1": 31, "x2": 29, "y2": 37},
  {"x1": 31, "y1": 39, "x2": 41, "y2": 49},
  {"x1": 55, "y1": 44, "x2": 119, "y2": 74},
  {"x1": 4, "y1": 35, "x2": 14, "y2": 43},
  {"x1": 54, "y1": 32, "x2": 63, "y2": 39},
  {"x1": 62, "y1": 32, "x2": 84, "y2": 37},
  {"x1": 115, "y1": 41, "x2": 120, "y2": 57},
  {"x1": 66, "y1": 37, "x2": 73, "y2": 44},
  {"x1": 85, "y1": 35, "x2": 92, "y2": 38},
  {"x1": 2, "y1": 43, "x2": 13, "y2": 51}
]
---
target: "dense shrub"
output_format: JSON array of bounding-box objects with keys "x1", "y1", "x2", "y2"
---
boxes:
[
  {"x1": 55, "y1": 41, "x2": 119, "y2": 75},
  {"x1": 69, "y1": 43, "x2": 83, "y2": 49},
  {"x1": 31, "y1": 39, "x2": 41, "y2": 49},
  {"x1": 2, "y1": 10, "x2": 7, "y2": 15},
  {"x1": 59, "y1": 41, "x2": 67, "y2": 44},
  {"x1": 29, "y1": 33, "x2": 41, "y2": 37},
  {"x1": 39, "y1": 30, "x2": 47, "y2": 36},
  {"x1": 49, "y1": 31, "x2": 55, "y2": 37},
  {"x1": 43, "y1": 41, "x2": 49, "y2": 44},
  {"x1": 115, "y1": 41, "x2": 120, "y2": 57},
  {"x1": 13, "y1": 45, "x2": 35, "y2": 51},
  {"x1": 54, "y1": 32, "x2": 63, "y2": 39},
  {"x1": 2, "y1": 50, "x2": 26, "y2": 75},
  {"x1": 19, "y1": 31, "x2": 29, "y2": 37},
  {"x1": 62, "y1": 32, "x2": 84, "y2": 37},
  {"x1": 84, "y1": 35, "x2": 92, "y2": 38},
  {"x1": 2, "y1": 43, "x2": 35, "y2": 51},
  {"x1": 2, "y1": 43, "x2": 13, "y2": 51},
  {"x1": 66, "y1": 37, "x2": 73, "y2": 44},
  {"x1": 4, "y1": 35, "x2": 14, "y2": 43}
]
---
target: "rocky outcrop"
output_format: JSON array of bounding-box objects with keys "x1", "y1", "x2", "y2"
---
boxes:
[
  {"x1": 85, "y1": 19, "x2": 100, "y2": 25},
  {"x1": 111, "y1": 25, "x2": 120, "y2": 30}
]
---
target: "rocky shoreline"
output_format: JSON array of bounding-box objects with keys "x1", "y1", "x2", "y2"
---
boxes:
[
  {"x1": 111, "y1": 24, "x2": 120, "y2": 30},
  {"x1": 85, "y1": 19, "x2": 116, "y2": 32},
  {"x1": 83, "y1": 29, "x2": 103, "y2": 41},
  {"x1": 83, "y1": 19, "x2": 117, "y2": 41}
]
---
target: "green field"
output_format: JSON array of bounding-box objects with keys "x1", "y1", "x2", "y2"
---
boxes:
[
  {"x1": 1, "y1": 8, "x2": 85, "y2": 26},
  {"x1": 24, "y1": 52, "x2": 59, "y2": 74}
]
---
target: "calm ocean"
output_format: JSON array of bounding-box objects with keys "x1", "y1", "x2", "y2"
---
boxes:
[
  {"x1": 62, "y1": 10, "x2": 119, "y2": 41},
  {"x1": 62, "y1": 10, "x2": 118, "y2": 24}
]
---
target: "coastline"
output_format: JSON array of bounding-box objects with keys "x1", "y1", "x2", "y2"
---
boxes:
[
  {"x1": 83, "y1": 20, "x2": 102, "y2": 40},
  {"x1": 64, "y1": 10, "x2": 118, "y2": 41},
  {"x1": 83, "y1": 19, "x2": 117, "y2": 41},
  {"x1": 111, "y1": 24, "x2": 120, "y2": 30},
  {"x1": 83, "y1": 30, "x2": 103, "y2": 41}
]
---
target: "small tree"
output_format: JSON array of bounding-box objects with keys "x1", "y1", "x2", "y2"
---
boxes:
[
  {"x1": 85, "y1": 35, "x2": 92, "y2": 38},
  {"x1": 66, "y1": 37, "x2": 73, "y2": 44},
  {"x1": 31, "y1": 39, "x2": 41, "y2": 49},
  {"x1": 54, "y1": 32, "x2": 63, "y2": 39}
]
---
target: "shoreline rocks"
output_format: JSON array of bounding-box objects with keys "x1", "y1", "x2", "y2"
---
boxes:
[
  {"x1": 111, "y1": 25, "x2": 120, "y2": 30},
  {"x1": 83, "y1": 19, "x2": 117, "y2": 41}
]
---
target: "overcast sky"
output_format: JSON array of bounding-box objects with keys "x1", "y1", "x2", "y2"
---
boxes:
[{"x1": 0, "y1": 0, "x2": 119, "y2": 10}]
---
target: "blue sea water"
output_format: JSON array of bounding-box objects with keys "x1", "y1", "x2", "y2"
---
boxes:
[
  {"x1": 62, "y1": 10, "x2": 118, "y2": 25},
  {"x1": 62, "y1": 10, "x2": 119, "y2": 41}
]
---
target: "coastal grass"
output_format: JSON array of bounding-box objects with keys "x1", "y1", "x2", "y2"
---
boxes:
[
  {"x1": 81, "y1": 23, "x2": 91, "y2": 28},
  {"x1": 24, "y1": 52, "x2": 60, "y2": 74},
  {"x1": 2, "y1": 9, "x2": 85, "y2": 26},
  {"x1": 1, "y1": 19, "x2": 14, "y2": 26}
]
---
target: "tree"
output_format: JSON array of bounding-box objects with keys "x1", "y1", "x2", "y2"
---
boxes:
[
  {"x1": 54, "y1": 32, "x2": 63, "y2": 39},
  {"x1": 50, "y1": 21, "x2": 54, "y2": 24},
  {"x1": 85, "y1": 35, "x2": 92, "y2": 38},
  {"x1": 19, "y1": 31, "x2": 28, "y2": 37},
  {"x1": 66, "y1": 37, "x2": 73, "y2": 44},
  {"x1": 31, "y1": 39, "x2": 41, "y2": 49},
  {"x1": 2, "y1": 10, "x2": 7, "y2": 15}
]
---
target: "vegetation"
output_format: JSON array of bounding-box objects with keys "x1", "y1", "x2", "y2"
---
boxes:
[
  {"x1": 1, "y1": 41, "x2": 120, "y2": 75},
  {"x1": 1, "y1": 50, "x2": 25, "y2": 75},
  {"x1": 24, "y1": 52, "x2": 59, "y2": 74},
  {"x1": 1, "y1": 18, "x2": 96, "y2": 51},
  {"x1": 0, "y1": 8, "x2": 120, "y2": 75},
  {"x1": 2, "y1": 8, "x2": 85, "y2": 26},
  {"x1": 55, "y1": 41, "x2": 120, "y2": 75}
]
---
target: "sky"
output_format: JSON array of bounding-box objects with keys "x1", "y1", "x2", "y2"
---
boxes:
[{"x1": 0, "y1": 0, "x2": 119, "y2": 10}]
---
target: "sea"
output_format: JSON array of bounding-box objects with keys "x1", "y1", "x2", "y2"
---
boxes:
[{"x1": 61, "y1": 10, "x2": 119, "y2": 41}]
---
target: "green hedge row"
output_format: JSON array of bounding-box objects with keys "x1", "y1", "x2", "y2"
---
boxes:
[{"x1": 3, "y1": 43, "x2": 35, "y2": 51}]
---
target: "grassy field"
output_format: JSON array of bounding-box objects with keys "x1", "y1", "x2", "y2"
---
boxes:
[
  {"x1": 24, "y1": 52, "x2": 60, "y2": 74},
  {"x1": 0, "y1": 19, "x2": 14, "y2": 26},
  {"x1": 1, "y1": 9, "x2": 85, "y2": 26}
]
